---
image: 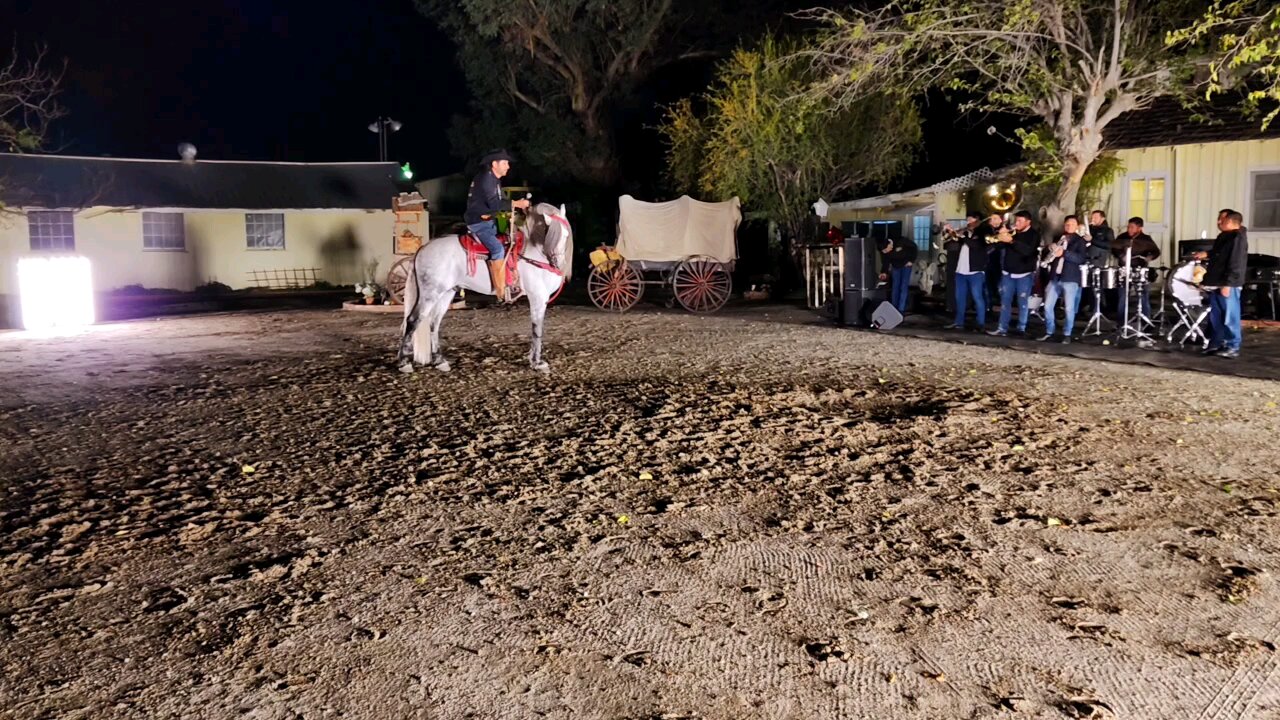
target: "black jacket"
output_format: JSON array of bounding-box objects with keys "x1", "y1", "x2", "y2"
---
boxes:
[
  {"x1": 1112, "y1": 231, "x2": 1160, "y2": 266},
  {"x1": 1087, "y1": 222, "x2": 1114, "y2": 252},
  {"x1": 1203, "y1": 228, "x2": 1249, "y2": 287},
  {"x1": 883, "y1": 239, "x2": 917, "y2": 270},
  {"x1": 1002, "y1": 228, "x2": 1041, "y2": 275},
  {"x1": 463, "y1": 169, "x2": 512, "y2": 225},
  {"x1": 1046, "y1": 234, "x2": 1088, "y2": 285},
  {"x1": 954, "y1": 234, "x2": 988, "y2": 273}
]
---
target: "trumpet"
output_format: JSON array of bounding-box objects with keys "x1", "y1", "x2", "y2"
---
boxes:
[
  {"x1": 988, "y1": 225, "x2": 1012, "y2": 244},
  {"x1": 1040, "y1": 237, "x2": 1067, "y2": 269}
]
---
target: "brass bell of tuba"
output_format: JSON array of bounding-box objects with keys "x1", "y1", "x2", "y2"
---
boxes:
[{"x1": 969, "y1": 181, "x2": 1022, "y2": 216}]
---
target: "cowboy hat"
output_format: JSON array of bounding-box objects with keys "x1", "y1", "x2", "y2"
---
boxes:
[{"x1": 480, "y1": 148, "x2": 514, "y2": 167}]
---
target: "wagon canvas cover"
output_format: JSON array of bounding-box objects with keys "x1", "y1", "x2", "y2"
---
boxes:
[{"x1": 616, "y1": 195, "x2": 741, "y2": 263}]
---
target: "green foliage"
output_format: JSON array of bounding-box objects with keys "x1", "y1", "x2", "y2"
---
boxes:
[
  {"x1": 659, "y1": 37, "x2": 921, "y2": 241},
  {"x1": 1077, "y1": 154, "x2": 1126, "y2": 212},
  {"x1": 1169, "y1": 1, "x2": 1280, "y2": 129},
  {"x1": 417, "y1": 0, "x2": 745, "y2": 185}
]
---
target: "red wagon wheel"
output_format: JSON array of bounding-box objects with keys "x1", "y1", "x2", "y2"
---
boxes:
[
  {"x1": 587, "y1": 260, "x2": 643, "y2": 312},
  {"x1": 386, "y1": 256, "x2": 415, "y2": 304},
  {"x1": 673, "y1": 256, "x2": 732, "y2": 313}
]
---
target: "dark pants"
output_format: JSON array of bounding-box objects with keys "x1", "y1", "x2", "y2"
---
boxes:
[{"x1": 954, "y1": 272, "x2": 986, "y2": 327}]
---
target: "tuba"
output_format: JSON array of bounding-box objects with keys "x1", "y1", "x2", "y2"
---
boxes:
[{"x1": 969, "y1": 181, "x2": 1023, "y2": 217}]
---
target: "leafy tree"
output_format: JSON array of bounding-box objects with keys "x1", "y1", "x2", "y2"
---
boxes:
[
  {"x1": 793, "y1": 0, "x2": 1207, "y2": 230},
  {"x1": 1169, "y1": 0, "x2": 1280, "y2": 129},
  {"x1": 418, "y1": 0, "x2": 743, "y2": 186},
  {"x1": 659, "y1": 37, "x2": 921, "y2": 253},
  {"x1": 1, "y1": 44, "x2": 64, "y2": 153}
]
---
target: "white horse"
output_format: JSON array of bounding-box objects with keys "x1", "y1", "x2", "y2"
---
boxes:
[{"x1": 397, "y1": 202, "x2": 573, "y2": 374}]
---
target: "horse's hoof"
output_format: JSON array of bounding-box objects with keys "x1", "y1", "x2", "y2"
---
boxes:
[
  {"x1": 434, "y1": 360, "x2": 452, "y2": 373},
  {"x1": 532, "y1": 361, "x2": 550, "y2": 375},
  {"x1": 398, "y1": 363, "x2": 415, "y2": 374}
]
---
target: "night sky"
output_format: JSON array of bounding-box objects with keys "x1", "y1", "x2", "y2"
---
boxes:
[{"x1": 3, "y1": 0, "x2": 1020, "y2": 192}]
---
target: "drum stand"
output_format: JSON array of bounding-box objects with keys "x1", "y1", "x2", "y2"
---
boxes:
[
  {"x1": 1114, "y1": 249, "x2": 1156, "y2": 348},
  {"x1": 1081, "y1": 267, "x2": 1109, "y2": 337}
]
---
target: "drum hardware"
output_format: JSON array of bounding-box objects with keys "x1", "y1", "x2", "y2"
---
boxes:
[
  {"x1": 1081, "y1": 266, "x2": 1110, "y2": 337},
  {"x1": 1114, "y1": 247, "x2": 1156, "y2": 348}
]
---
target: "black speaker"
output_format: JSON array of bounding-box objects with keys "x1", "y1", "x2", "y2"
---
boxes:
[
  {"x1": 842, "y1": 235, "x2": 880, "y2": 291},
  {"x1": 843, "y1": 288, "x2": 887, "y2": 327}
]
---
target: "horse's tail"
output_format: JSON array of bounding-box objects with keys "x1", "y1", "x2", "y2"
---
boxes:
[{"x1": 400, "y1": 249, "x2": 433, "y2": 364}]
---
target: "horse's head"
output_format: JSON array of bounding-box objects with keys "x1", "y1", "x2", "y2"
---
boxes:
[{"x1": 528, "y1": 202, "x2": 573, "y2": 280}]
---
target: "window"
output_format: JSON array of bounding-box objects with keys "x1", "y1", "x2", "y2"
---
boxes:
[
  {"x1": 912, "y1": 214, "x2": 932, "y2": 251},
  {"x1": 1127, "y1": 176, "x2": 1167, "y2": 226},
  {"x1": 142, "y1": 212, "x2": 186, "y2": 250},
  {"x1": 246, "y1": 213, "x2": 285, "y2": 250},
  {"x1": 1251, "y1": 171, "x2": 1280, "y2": 230},
  {"x1": 28, "y1": 211, "x2": 76, "y2": 251}
]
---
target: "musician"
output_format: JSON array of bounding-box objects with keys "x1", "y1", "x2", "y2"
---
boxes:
[
  {"x1": 1196, "y1": 209, "x2": 1249, "y2": 358},
  {"x1": 881, "y1": 235, "x2": 917, "y2": 313},
  {"x1": 982, "y1": 213, "x2": 1005, "y2": 308},
  {"x1": 945, "y1": 218, "x2": 989, "y2": 331},
  {"x1": 988, "y1": 210, "x2": 1040, "y2": 336},
  {"x1": 1113, "y1": 216, "x2": 1160, "y2": 320},
  {"x1": 944, "y1": 211, "x2": 983, "y2": 315},
  {"x1": 1083, "y1": 209, "x2": 1114, "y2": 315},
  {"x1": 1038, "y1": 215, "x2": 1088, "y2": 344}
]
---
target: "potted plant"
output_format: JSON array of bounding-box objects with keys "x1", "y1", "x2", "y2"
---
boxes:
[{"x1": 354, "y1": 282, "x2": 386, "y2": 304}]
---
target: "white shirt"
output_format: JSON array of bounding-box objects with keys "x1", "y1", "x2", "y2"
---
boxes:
[{"x1": 957, "y1": 244, "x2": 982, "y2": 275}]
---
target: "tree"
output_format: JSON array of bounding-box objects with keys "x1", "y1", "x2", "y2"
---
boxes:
[
  {"x1": 1169, "y1": 0, "x2": 1280, "y2": 129},
  {"x1": 794, "y1": 0, "x2": 1205, "y2": 231},
  {"x1": 659, "y1": 37, "x2": 921, "y2": 255},
  {"x1": 1, "y1": 44, "x2": 64, "y2": 154},
  {"x1": 418, "y1": 0, "x2": 736, "y2": 186}
]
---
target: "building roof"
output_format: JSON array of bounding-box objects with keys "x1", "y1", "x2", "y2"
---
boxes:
[
  {"x1": 0, "y1": 153, "x2": 403, "y2": 210},
  {"x1": 1104, "y1": 96, "x2": 1280, "y2": 150},
  {"x1": 828, "y1": 167, "x2": 1001, "y2": 211}
]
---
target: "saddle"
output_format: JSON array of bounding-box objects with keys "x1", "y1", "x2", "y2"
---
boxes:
[{"x1": 459, "y1": 228, "x2": 526, "y2": 299}]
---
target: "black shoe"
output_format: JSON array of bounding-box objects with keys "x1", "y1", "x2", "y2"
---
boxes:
[
  {"x1": 1037, "y1": 333, "x2": 1052, "y2": 341},
  {"x1": 942, "y1": 323, "x2": 961, "y2": 330},
  {"x1": 1217, "y1": 348, "x2": 1239, "y2": 359},
  {"x1": 1201, "y1": 346, "x2": 1225, "y2": 355},
  {"x1": 987, "y1": 329, "x2": 1006, "y2": 337},
  {"x1": 1061, "y1": 337, "x2": 1072, "y2": 345}
]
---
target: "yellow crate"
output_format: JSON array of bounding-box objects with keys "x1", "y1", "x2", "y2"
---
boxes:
[{"x1": 590, "y1": 246, "x2": 624, "y2": 271}]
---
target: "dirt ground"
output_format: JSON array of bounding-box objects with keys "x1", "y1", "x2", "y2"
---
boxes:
[{"x1": 3, "y1": 305, "x2": 1280, "y2": 720}]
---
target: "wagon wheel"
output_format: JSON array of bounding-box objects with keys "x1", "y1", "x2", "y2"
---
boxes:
[
  {"x1": 673, "y1": 256, "x2": 732, "y2": 313},
  {"x1": 386, "y1": 256, "x2": 414, "y2": 304},
  {"x1": 587, "y1": 260, "x2": 644, "y2": 312}
]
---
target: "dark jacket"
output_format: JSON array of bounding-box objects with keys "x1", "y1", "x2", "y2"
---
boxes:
[
  {"x1": 954, "y1": 233, "x2": 988, "y2": 274},
  {"x1": 463, "y1": 169, "x2": 512, "y2": 225},
  {"x1": 883, "y1": 238, "x2": 917, "y2": 270},
  {"x1": 1046, "y1": 234, "x2": 1088, "y2": 285},
  {"x1": 1003, "y1": 228, "x2": 1041, "y2": 275},
  {"x1": 1203, "y1": 228, "x2": 1249, "y2": 287},
  {"x1": 1112, "y1": 231, "x2": 1160, "y2": 266},
  {"x1": 1087, "y1": 222, "x2": 1114, "y2": 252}
]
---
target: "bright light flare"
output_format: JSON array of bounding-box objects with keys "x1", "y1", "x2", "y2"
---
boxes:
[{"x1": 18, "y1": 256, "x2": 95, "y2": 331}]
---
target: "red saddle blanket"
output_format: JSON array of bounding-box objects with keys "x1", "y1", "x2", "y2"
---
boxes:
[{"x1": 459, "y1": 230, "x2": 525, "y2": 295}]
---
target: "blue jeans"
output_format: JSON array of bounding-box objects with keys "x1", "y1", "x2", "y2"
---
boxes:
[
  {"x1": 998, "y1": 273, "x2": 1033, "y2": 332},
  {"x1": 467, "y1": 220, "x2": 505, "y2": 260},
  {"x1": 890, "y1": 266, "x2": 911, "y2": 312},
  {"x1": 1209, "y1": 287, "x2": 1242, "y2": 350},
  {"x1": 1044, "y1": 280, "x2": 1081, "y2": 336},
  {"x1": 954, "y1": 272, "x2": 986, "y2": 327}
]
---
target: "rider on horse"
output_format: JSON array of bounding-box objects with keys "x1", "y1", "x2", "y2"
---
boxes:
[{"x1": 465, "y1": 149, "x2": 531, "y2": 303}]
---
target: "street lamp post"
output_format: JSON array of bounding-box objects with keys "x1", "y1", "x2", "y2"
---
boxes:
[{"x1": 367, "y1": 117, "x2": 402, "y2": 162}]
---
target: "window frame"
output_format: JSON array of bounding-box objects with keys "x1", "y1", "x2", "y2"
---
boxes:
[
  {"x1": 27, "y1": 210, "x2": 77, "y2": 251},
  {"x1": 1248, "y1": 168, "x2": 1280, "y2": 232},
  {"x1": 1123, "y1": 173, "x2": 1170, "y2": 233},
  {"x1": 245, "y1": 212, "x2": 286, "y2": 251},
  {"x1": 142, "y1": 211, "x2": 187, "y2": 251}
]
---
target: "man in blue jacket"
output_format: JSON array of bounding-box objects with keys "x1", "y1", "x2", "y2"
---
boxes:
[
  {"x1": 465, "y1": 149, "x2": 531, "y2": 303},
  {"x1": 1039, "y1": 215, "x2": 1089, "y2": 344}
]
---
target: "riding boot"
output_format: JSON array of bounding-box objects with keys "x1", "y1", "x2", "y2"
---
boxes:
[{"x1": 487, "y1": 259, "x2": 507, "y2": 303}]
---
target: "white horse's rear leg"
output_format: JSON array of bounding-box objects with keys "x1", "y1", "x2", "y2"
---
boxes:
[{"x1": 426, "y1": 289, "x2": 454, "y2": 372}]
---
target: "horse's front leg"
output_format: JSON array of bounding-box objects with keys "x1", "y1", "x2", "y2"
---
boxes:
[{"x1": 528, "y1": 293, "x2": 549, "y2": 374}]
